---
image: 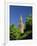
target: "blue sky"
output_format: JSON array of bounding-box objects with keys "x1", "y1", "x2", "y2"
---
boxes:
[{"x1": 10, "y1": 5, "x2": 32, "y2": 27}]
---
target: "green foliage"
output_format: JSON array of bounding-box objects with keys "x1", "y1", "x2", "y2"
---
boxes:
[
  {"x1": 10, "y1": 24, "x2": 21, "y2": 40},
  {"x1": 25, "y1": 16, "x2": 32, "y2": 30},
  {"x1": 10, "y1": 15, "x2": 32, "y2": 40}
]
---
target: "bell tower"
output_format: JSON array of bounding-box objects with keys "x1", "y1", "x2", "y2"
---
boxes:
[{"x1": 19, "y1": 16, "x2": 24, "y2": 33}]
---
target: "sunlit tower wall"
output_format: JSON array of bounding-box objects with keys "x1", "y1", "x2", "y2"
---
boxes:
[{"x1": 19, "y1": 16, "x2": 24, "y2": 33}]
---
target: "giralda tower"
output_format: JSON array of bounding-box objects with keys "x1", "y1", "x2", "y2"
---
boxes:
[{"x1": 19, "y1": 16, "x2": 24, "y2": 33}]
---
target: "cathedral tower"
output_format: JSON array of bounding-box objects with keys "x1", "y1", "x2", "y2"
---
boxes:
[{"x1": 19, "y1": 16, "x2": 24, "y2": 33}]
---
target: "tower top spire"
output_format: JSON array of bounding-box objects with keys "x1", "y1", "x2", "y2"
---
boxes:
[{"x1": 19, "y1": 16, "x2": 22, "y2": 22}]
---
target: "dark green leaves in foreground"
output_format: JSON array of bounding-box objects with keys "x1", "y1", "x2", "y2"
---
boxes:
[{"x1": 10, "y1": 16, "x2": 32, "y2": 40}]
